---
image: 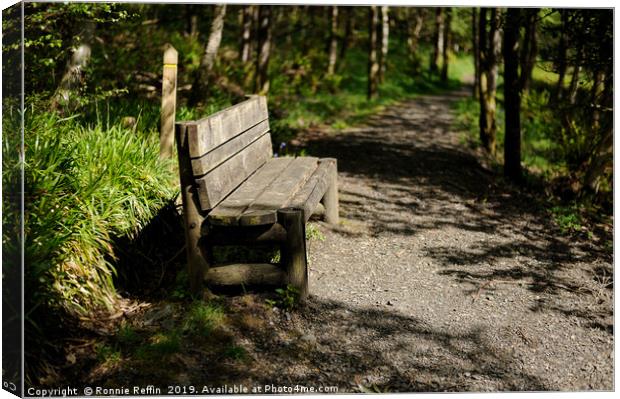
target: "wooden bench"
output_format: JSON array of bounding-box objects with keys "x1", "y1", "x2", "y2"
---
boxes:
[{"x1": 175, "y1": 95, "x2": 338, "y2": 301}]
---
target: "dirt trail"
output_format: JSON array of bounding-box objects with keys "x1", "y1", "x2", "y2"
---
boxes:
[
  {"x1": 290, "y1": 88, "x2": 613, "y2": 391},
  {"x1": 87, "y1": 89, "x2": 612, "y2": 393}
]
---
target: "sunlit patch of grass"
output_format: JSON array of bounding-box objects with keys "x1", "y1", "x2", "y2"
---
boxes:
[
  {"x1": 182, "y1": 301, "x2": 226, "y2": 337},
  {"x1": 134, "y1": 331, "x2": 181, "y2": 361},
  {"x1": 550, "y1": 204, "x2": 583, "y2": 234},
  {"x1": 306, "y1": 223, "x2": 325, "y2": 241}
]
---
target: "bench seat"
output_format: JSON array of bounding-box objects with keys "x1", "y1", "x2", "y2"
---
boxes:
[{"x1": 208, "y1": 157, "x2": 336, "y2": 226}]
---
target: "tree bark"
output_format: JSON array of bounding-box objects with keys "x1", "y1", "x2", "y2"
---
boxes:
[
  {"x1": 255, "y1": 5, "x2": 272, "y2": 94},
  {"x1": 339, "y1": 7, "x2": 353, "y2": 61},
  {"x1": 440, "y1": 8, "x2": 452, "y2": 82},
  {"x1": 430, "y1": 8, "x2": 444, "y2": 74},
  {"x1": 378, "y1": 6, "x2": 389, "y2": 83},
  {"x1": 478, "y1": 7, "x2": 500, "y2": 155},
  {"x1": 519, "y1": 9, "x2": 539, "y2": 92},
  {"x1": 190, "y1": 4, "x2": 227, "y2": 106},
  {"x1": 240, "y1": 5, "x2": 253, "y2": 63},
  {"x1": 583, "y1": 69, "x2": 613, "y2": 193},
  {"x1": 367, "y1": 6, "x2": 379, "y2": 100},
  {"x1": 553, "y1": 10, "x2": 568, "y2": 103},
  {"x1": 472, "y1": 8, "x2": 480, "y2": 98},
  {"x1": 503, "y1": 8, "x2": 523, "y2": 183},
  {"x1": 327, "y1": 6, "x2": 339, "y2": 76},
  {"x1": 51, "y1": 21, "x2": 95, "y2": 113}
]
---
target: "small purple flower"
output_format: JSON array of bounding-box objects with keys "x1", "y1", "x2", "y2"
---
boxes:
[{"x1": 280, "y1": 142, "x2": 287, "y2": 149}]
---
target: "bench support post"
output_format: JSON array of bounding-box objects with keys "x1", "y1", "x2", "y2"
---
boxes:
[
  {"x1": 278, "y1": 208, "x2": 308, "y2": 302},
  {"x1": 176, "y1": 123, "x2": 210, "y2": 295},
  {"x1": 322, "y1": 158, "x2": 339, "y2": 224}
]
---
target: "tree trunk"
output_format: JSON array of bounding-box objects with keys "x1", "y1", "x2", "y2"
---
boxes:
[
  {"x1": 519, "y1": 9, "x2": 539, "y2": 92},
  {"x1": 567, "y1": 63, "x2": 581, "y2": 105},
  {"x1": 430, "y1": 8, "x2": 444, "y2": 74},
  {"x1": 327, "y1": 6, "x2": 339, "y2": 76},
  {"x1": 583, "y1": 70, "x2": 613, "y2": 193},
  {"x1": 240, "y1": 5, "x2": 253, "y2": 63},
  {"x1": 553, "y1": 10, "x2": 568, "y2": 102},
  {"x1": 440, "y1": 7, "x2": 452, "y2": 82},
  {"x1": 479, "y1": 8, "x2": 500, "y2": 155},
  {"x1": 503, "y1": 8, "x2": 523, "y2": 183},
  {"x1": 378, "y1": 6, "x2": 389, "y2": 83},
  {"x1": 339, "y1": 7, "x2": 353, "y2": 61},
  {"x1": 367, "y1": 6, "x2": 379, "y2": 100},
  {"x1": 255, "y1": 5, "x2": 272, "y2": 94},
  {"x1": 186, "y1": 4, "x2": 198, "y2": 38},
  {"x1": 472, "y1": 8, "x2": 480, "y2": 98},
  {"x1": 190, "y1": 4, "x2": 227, "y2": 105},
  {"x1": 51, "y1": 21, "x2": 95, "y2": 113}
]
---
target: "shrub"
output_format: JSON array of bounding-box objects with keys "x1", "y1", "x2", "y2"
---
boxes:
[{"x1": 2, "y1": 102, "x2": 177, "y2": 318}]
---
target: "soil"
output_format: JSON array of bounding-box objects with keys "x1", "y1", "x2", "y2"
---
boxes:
[{"x1": 61, "y1": 88, "x2": 613, "y2": 393}]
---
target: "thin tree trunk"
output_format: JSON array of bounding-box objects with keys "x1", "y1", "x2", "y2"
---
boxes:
[
  {"x1": 339, "y1": 7, "x2": 353, "y2": 61},
  {"x1": 407, "y1": 8, "x2": 424, "y2": 53},
  {"x1": 190, "y1": 4, "x2": 227, "y2": 105},
  {"x1": 51, "y1": 21, "x2": 95, "y2": 112},
  {"x1": 378, "y1": 6, "x2": 389, "y2": 83},
  {"x1": 479, "y1": 8, "x2": 500, "y2": 156},
  {"x1": 503, "y1": 8, "x2": 523, "y2": 183},
  {"x1": 440, "y1": 8, "x2": 452, "y2": 82},
  {"x1": 553, "y1": 10, "x2": 568, "y2": 102},
  {"x1": 186, "y1": 4, "x2": 198, "y2": 38},
  {"x1": 519, "y1": 9, "x2": 539, "y2": 92},
  {"x1": 327, "y1": 6, "x2": 339, "y2": 76},
  {"x1": 202, "y1": 5, "x2": 226, "y2": 73},
  {"x1": 430, "y1": 8, "x2": 444, "y2": 74},
  {"x1": 255, "y1": 5, "x2": 272, "y2": 94},
  {"x1": 472, "y1": 8, "x2": 480, "y2": 98},
  {"x1": 590, "y1": 70, "x2": 604, "y2": 129},
  {"x1": 240, "y1": 5, "x2": 253, "y2": 63},
  {"x1": 478, "y1": 8, "x2": 489, "y2": 150},
  {"x1": 583, "y1": 70, "x2": 613, "y2": 193},
  {"x1": 367, "y1": 6, "x2": 379, "y2": 100},
  {"x1": 567, "y1": 63, "x2": 581, "y2": 105}
]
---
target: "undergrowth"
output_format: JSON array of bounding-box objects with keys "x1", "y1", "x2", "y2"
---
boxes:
[{"x1": 2, "y1": 101, "x2": 178, "y2": 319}]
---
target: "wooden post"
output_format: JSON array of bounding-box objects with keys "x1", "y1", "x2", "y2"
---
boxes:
[
  {"x1": 175, "y1": 123, "x2": 209, "y2": 295},
  {"x1": 278, "y1": 208, "x2": 308, "y2": 302},
  {"x1": 322, "y1": 158, "x2": 339, "y2": 224},
  {"x1": 160, "y1": 44, "x2": 178, "y2": 158}
]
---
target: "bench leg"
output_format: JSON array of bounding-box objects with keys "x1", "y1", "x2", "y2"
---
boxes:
[
  {"x1": 176, "y1": 123, "x2": 210, "y2": 296},
  {"x1": 278, "y1": 208, "x2": 308, "y2": 302},
  {"x1": 322, "y1": 159, "x2": 339, "y2": 224}
]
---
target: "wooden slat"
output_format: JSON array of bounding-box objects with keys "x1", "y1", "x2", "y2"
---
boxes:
[
  {"x1": 206, "y1": 263, "x2": 285, "y2": 286},
  {"x1": 207, "y1": 157, "x2": 294, "y2": 225},
  {"x1": 287, "y1": 158, "x2": 335, "y2": 221},
  {"x1": 190, "y1": 119, "x2": 270, "y2": 176},
  {"x1": 238, "y1": 157, "x2": 318, "y2": 226},
  {"x1": 195, "y1": 133, "x2": 273, "y2": 210},
  {"x1": 187, "y1": 96, "x2": 268, "y2": 158}
]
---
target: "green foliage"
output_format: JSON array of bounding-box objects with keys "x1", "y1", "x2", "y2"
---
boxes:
[
  {"x1": 134, "y1": 331, "x2": 181, "y2": 360},
  {"x1": 306, "y1": 223, "x2": 325, "y2": 241},
  {"x1": 266, "y1": 285, "x2": 300, "y2": 311},
  {"x1": 95, "y1": 343, "x2": 122, "y2": 364},
  {"x1": 223, "y1": 345, "x2": 248, "y2": 361},
  {"x1": 550, "y1": 204, "x2": 583, "y2": 234},
  {"x1": 182, "y1": 301, "x2": 225, "y2": 336},
  {"x1": 3, "y1": 102, "x2": 177, "y2": 318},
  {"x1": 116, "y1": 324, "x2": 141, "y2": 347}
]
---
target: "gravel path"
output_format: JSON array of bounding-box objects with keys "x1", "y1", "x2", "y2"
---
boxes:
[
  {"x1": 86, "y1": 89, "x2": 612, "y2": 393},
  {"x1": 284, "y1": 89, "x2": 613, "y2": 392}
]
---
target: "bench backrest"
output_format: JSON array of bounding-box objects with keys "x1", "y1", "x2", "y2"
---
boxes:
[{"x1": 176, "y1": 96, "x2": 273, "y2": 211}]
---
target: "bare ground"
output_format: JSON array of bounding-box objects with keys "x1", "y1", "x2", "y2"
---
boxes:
[{"x1": 64, "y1": 88, "x2": 612, "y2": 393}]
